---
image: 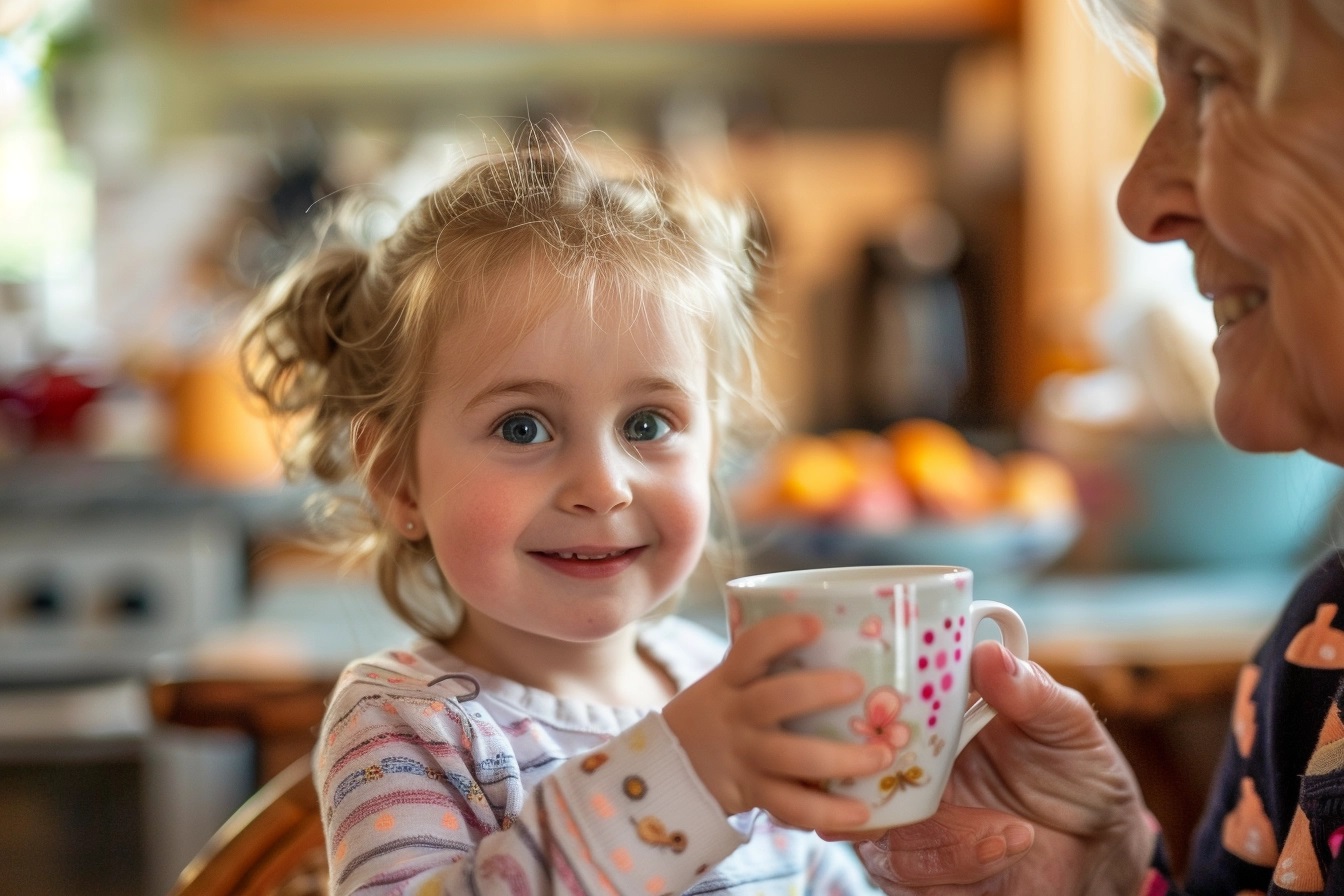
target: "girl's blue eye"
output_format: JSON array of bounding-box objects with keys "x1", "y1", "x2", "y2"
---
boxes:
[
  {"x1": 498, "y1": 414, "x2": 551, "y2": 445},
  {"x1": 623, "y1": 410, "x2": 672, "y2": 442}
]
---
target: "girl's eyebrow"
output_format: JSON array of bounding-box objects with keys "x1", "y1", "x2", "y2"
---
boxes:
[
  {"x1": 463, "y1": 376, "x2": 694, "y2": 412},
  {"x1": 630, "y1": 376, "x2": 695, "y2": 399},
  {"x1": 464, "y1": 380, "x2": 567, "y2": 412}
]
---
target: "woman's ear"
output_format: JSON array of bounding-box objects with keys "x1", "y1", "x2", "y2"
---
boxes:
[{"x1": 353, "y1": 417, "x2": 423, "y2": 539}]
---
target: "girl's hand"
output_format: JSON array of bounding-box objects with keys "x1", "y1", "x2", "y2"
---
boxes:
[
  {"x1": 846, "y1": 641, "x2": 1157, "y2": 896},
  {"x1": 662, "y1": 612, "x2": 894, "y2": 831}
]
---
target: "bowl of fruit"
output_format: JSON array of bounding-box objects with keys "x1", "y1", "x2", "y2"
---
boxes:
[{"x1": 730, "y1": 418, "x2": 1082, "y2": 580}]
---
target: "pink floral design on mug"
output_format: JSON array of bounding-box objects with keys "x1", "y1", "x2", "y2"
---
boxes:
[
  {"x1": 725, "y1": 565, "x2": 1029, "y2": 830},
  {"x1": 849, "y1": 687, "x2": 911, "y2": 750}
]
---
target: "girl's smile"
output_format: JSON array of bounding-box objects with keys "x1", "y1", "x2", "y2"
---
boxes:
[{"x1": 530, "y1": 545, "x2": 647, "y2": 578}]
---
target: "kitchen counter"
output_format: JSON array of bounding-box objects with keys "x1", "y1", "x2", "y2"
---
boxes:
[
  {"x1": 0, "y1": 454, "x2": 316, "y2": 532},
  {"x1": 149, "y1": 560, "x2": 1299, "y2": 736},
  {"x1": 148, "y1": 561, "x2": 1304, "y2": 874}
]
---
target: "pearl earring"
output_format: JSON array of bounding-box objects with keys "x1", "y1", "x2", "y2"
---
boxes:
[{"x1": 404, "y1": 522, "x2": 415, "y2": 532}]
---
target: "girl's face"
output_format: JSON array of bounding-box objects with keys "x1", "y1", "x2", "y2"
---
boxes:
[
  {"x1": 1116, "y1": 0, "x2": 1344, "y2": 463},
  {"x1": 407, "y1": 262, "x2": 714, "y2": 654}
]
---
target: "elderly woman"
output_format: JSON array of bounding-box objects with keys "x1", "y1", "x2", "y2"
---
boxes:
[{"x1": 852, "y1": 1, "x2": 1344, "y2": 894}]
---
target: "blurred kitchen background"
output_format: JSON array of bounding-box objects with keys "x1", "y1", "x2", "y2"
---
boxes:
[{"x1": 4, "y1": 0, "x2": 1344, "y2": 892}]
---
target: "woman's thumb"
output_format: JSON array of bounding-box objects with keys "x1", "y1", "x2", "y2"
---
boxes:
[{"x1": 971, "y1": 640, "x2": 1096, "y2": 743}]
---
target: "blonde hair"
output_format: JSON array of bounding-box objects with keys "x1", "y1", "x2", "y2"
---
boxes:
[
  {"x1": 239, "y1": 128, "x2": 772, "y2": 638},
  {"x1": 1080, "y1": 0, "x2": 1344, "y2": 104}
]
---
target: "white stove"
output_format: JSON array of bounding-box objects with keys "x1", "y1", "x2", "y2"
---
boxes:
[
  {"x1": 0, "y1": 509, "x2": 244, "y2": 684},
  {"x1": 0, "y1": 459, "x2": 283, "y2": 895}
]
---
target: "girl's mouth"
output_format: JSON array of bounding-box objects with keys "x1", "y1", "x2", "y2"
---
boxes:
[
  {"x1": 530, "y1": 547, "x2": 645, "y2": 578},
  {"x1": 546, "y1": 550, "x2": 629, "y2": 560},
  {"x1": 1213, "y1": 288, "x2": 1267, "y2": 333}
]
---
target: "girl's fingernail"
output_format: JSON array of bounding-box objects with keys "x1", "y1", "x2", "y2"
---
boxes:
[{"x1": 1001, "y1": 643, "x2": 1021, "y2": 676}]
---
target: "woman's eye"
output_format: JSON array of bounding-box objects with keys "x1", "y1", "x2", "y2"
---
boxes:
[
  {"x1": 623, "y1": 410, "x2": 672, "y2": 442},
  {"x1": 1192, "y1": 56, "x2": 1226, "y2": 99},
  {"x1": 497, "y1": 414, "x2": 552, "y2": 445}
]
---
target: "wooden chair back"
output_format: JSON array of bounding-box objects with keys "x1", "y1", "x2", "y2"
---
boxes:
[{"x1": 169, "y1": 755, "x2": 327, "y2": 896}]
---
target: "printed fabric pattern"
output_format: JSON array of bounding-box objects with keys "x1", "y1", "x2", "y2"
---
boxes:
[
  {"x1": 1146, "y1": 551, "x2": 1344, "y2": 896},
  {"x1": 315, "y1": 613, "x2": 889, "y2": 895}
]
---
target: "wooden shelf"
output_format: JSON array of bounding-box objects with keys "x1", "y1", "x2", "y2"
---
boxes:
[
  {"x1": 181, "y1": 0, "x2": 1017, "y2": 41},
  {"x1": 565, "y1": 0, "x2": 1017, "y2": 40}
]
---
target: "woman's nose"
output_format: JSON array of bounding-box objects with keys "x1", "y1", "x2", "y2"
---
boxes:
[
  {"x1": 1116, "y1": 105, "x2": 1203, "y2": 244},
  {"x1": 559, "y1": 442, "x2": 634, "y2": 515}
]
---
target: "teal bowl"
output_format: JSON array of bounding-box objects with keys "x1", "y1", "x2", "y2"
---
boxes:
[{"x1": 1096, "y1": 435, "x2": 1344, "y2": 568}]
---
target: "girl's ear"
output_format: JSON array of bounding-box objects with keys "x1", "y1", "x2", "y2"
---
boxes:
[{"x1": 353, "y1": 418, "x2": 423, "y2": 539}]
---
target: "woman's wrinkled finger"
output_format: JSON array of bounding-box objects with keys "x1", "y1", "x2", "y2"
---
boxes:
[
  {"x1": 857, "y1": 806, "x2": 1035, "y2": 886},
  {"x1": 970, "y1": 641, "x2": 1096, "y2": 744}
]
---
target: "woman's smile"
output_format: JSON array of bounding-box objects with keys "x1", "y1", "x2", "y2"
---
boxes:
[{"x1": 1210, "y1": 286, "x2": 1268, "y2": 333}]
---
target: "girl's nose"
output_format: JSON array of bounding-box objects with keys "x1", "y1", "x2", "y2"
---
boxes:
[
  {"x1": 559, "y1": 441, "x2": 634, "y2": 515},
  {"x1": 1116, "y1": 105, "x2": 1203, "y2": 244}
]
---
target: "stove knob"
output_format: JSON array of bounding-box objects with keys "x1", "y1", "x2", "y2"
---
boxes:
[
  {"x1": 111, "y1": 584, "x2": 156, "y2": 621},
  {"x1": 20, "y1": 580, "x2": 64, "y2": 620}
]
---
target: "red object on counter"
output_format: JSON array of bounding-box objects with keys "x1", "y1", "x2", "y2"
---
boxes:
[{"x1": 0, "y1": 366, "x2": 105, "y2": 445}]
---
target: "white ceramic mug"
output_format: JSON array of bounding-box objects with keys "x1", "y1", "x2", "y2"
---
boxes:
[{"x1": 725, "y1": 565, "x2": 1028, "y2": 830}]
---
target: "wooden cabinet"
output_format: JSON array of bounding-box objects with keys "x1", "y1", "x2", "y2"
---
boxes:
[
  {"x1": 173, "y1": 0, "x2": 1144, "y2": 422},
  {"x1": 1014, "y1": 0, "x2": 1151, "y2": 407},
  {"x1": 181, "y1": 0, "x2": 1017, "y2": 40},
  {"x1": 182, "y1": 0, "x2": 554, "y2": 40},
  {"x1": 561, "y1": 0, "x2": 1016, "y2": 39}
]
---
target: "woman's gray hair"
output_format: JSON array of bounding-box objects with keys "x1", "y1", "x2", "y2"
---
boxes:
[{"x1": 1080, "y1": 0, "x2": 1344, "y2": 104}]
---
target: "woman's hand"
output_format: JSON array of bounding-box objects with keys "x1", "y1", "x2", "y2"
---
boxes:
[
  {"x1": 662, "y1": 612, "x2": 894, "y2": 831},
  {"x1": 849, "y1": 641, "x2": 1157, "y2": 896}
]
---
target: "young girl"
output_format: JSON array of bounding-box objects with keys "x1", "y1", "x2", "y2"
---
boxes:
[{"x1": 240, "y1": 130, "x2": 898, "y2": 895}]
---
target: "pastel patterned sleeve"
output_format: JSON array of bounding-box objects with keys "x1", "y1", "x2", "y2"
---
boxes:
[
  {"x1": 317, "y1": 668, "x2": 746, "y2": 895},
  {"x1": 545, "y1": 712, "x2": 750, "y2": 890}
]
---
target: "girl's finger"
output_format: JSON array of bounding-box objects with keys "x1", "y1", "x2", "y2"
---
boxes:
[
  {"x1": 738, "y1": 667, "x2": 866, "y2": 726},
  {"x1": 750, "y1": 776, "x2": 874, "y2": 832},
  {"x1": 719, "y1": 613, "x2": 822, "y2": 685},
  {"x1": 742, "y1": 730, "x2": 892, "y2": 781}
]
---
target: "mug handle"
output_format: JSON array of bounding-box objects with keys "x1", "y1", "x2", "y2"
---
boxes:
[{"x1": 955, "y1": 600, "x2": 1030, "y2": 754}]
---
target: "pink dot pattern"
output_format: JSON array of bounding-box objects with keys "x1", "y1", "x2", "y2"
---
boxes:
[{"x1": 915, "y1": 610, "x2": 968, "y2": 729}]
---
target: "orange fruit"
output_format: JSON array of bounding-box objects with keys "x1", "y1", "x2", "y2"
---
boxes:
[
  {"x1": 829, "y1": 428, "x2": 895, "y2": 473},
  {"x1": 884, "y1": 418, "x2": 998, "y2": 522},
  {"x1": 885, "y1": 418, "x2": 971, "y2": 479},
  {"x1": 773, "y1": 434, "x2": 862, "y2": 516},
  {"x1": 999, "y1": 451, "x2": 1079, "y2": 519}
]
